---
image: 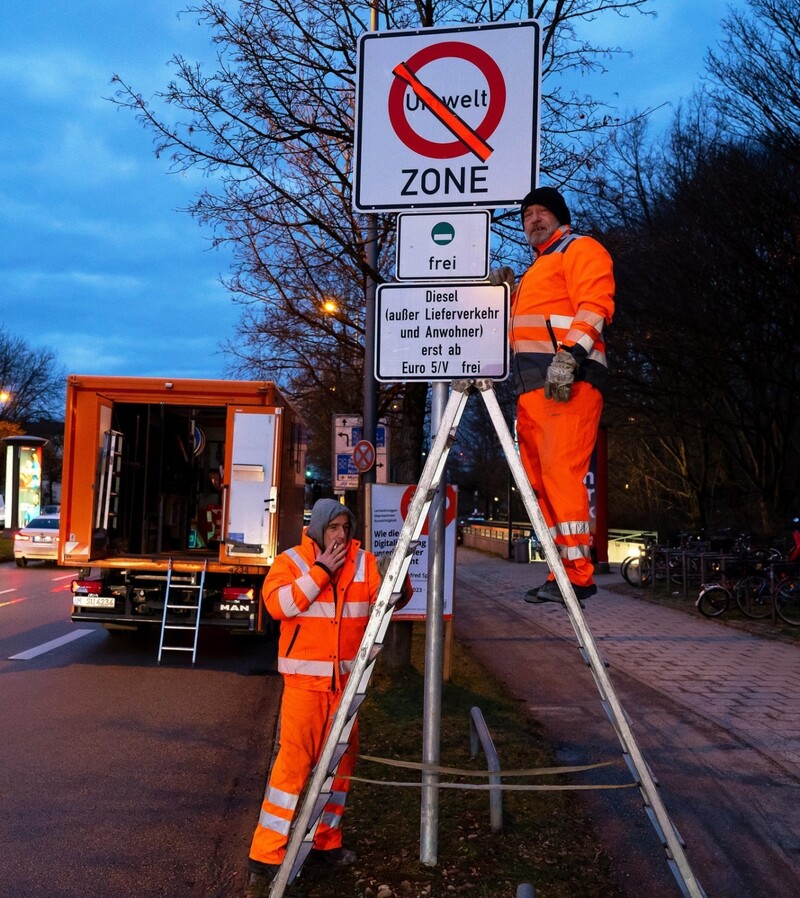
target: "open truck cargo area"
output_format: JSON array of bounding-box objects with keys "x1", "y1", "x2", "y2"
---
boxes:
[{"x1": 59, "y1": 376, "x2": 306, "y2": 635}]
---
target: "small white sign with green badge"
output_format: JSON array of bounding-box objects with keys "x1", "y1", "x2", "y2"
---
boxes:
[{"x1": 395, "y1": 210, "x2": 491, "y2": 281}]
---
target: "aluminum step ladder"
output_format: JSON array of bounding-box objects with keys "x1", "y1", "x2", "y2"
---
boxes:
[
  {"x1": 95, "y1": 430, "x2": 123, "y2": 531},
  {"x1": 157, "y1": 559, "x2": 206, "y2": 665},
  {"x1": 267, "y1": 379, "x2": 705, "y2": 898}
]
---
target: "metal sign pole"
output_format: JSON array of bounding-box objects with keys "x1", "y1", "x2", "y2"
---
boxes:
[
  {"x1": 419, "y1": 381, "x2": 449, "y2": 864},
  {"x1": 360, "y1": 0, "x2": 380, "y2": 543}
]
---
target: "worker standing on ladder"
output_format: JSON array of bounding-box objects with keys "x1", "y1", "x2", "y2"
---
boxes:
[
  {"x1": 499, "y1": 186, "x2": 615, "y2": 604},
  {"x1": 247, "y1": 498, "x2": 409, "y2": 895}
]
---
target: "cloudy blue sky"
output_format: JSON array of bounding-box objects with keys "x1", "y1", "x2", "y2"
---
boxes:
[{"x1": 0, "y1": 1, "x2": 738, "y2": 383}]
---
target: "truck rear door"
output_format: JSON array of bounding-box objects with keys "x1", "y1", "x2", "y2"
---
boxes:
[
  {"x1": 61, "y1": 393, "x2": 115, "y2": 564},
  {"x1": 221, "y1": 405, "x2": 283, "y2": 566}
]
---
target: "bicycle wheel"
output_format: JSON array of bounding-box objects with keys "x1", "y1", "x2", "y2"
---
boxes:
[
  {"x1": 696, "y1": 585, "x2": 730, "y2": 618},
  {"x1": 748, "y1": 546, "x2": 783, "y2": 567},
  {"x1": 775, "y1": 578, "x2": 800, "y2": 626},
  {"x1": 734, "y1": 575, "x2": 772, "y2": 619},
  {"x1": 622, "y1": 555, "x2": 651, "y2": 587}
]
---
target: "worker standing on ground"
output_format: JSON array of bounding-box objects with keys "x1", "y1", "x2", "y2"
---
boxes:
[
  {"x1": 246, "y1": 498, "x2": 409, "y2": 895},
  {"x1": 498, "y1": 186, "x2": 615, "y2": 604}
]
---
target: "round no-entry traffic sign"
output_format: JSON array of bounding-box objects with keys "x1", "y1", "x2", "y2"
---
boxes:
[
  {"x1": 400, "y1": 484, "x2": 457, "y2": 535},
  {"x1": 388, "y1": 41, "x2": 506, "y2": 161},
  {"x1": 353, "y1": 440, "x2": 376, "y2": 473},
  {"x1": 354, "y1": 21, "x2": 541, "y2": 212}
]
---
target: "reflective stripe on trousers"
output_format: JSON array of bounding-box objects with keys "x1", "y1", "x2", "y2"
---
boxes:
[{"x1": 249, "y1": 684, "x2": 359, "y2": 865}]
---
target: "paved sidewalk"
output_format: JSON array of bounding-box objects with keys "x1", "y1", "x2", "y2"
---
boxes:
[
  {"x1": 456, "y1": 549, "x2": 800, "y2": 777},
  {"x1": 453, "y1": 548, "x2": 800, "y2": 898}
]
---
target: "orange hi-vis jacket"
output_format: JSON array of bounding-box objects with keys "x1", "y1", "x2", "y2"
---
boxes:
[
  {"x1": 509, "y1": 226, "x2": 615, "y2": 395},
  {"x1": 263, "y1": 532, "x2": 381, "y2": 693}
]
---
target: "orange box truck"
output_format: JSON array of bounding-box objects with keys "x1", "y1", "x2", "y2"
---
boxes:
[{"x1": 59, "y1": 375, "x2": 305, "y2": 635}]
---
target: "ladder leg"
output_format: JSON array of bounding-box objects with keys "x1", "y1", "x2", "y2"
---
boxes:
[
  {"x1": 157, "y1": 562, "x2": 173, "y2": 665},
  {"x1": 268, "y1": 382, "x2": 473, "y2": 897},
  {"x1": 190, "y1": 562, "x2": 206, "y2": 665},
  {"x1": 477, "y1": 380, "x2": 706, "y2": 898}
]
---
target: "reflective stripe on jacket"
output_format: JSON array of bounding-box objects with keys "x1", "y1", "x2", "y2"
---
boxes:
[
  {"x1": 509, "y1": 226, "x2": 615, "y2": 395},
  {"x1": 262, "y1": 532, "x2": 380, "y2": 692}
]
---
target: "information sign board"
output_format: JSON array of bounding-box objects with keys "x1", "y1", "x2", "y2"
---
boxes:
[
  {"x1": 332, "y1": 415, "x2": 389, "y2": 490},
  {"x1": 371, "y1": 483, "x2": 456, "y2": 620},
  {"x1": 396, "y1": 210, "x2": 490, "y2": 281},
  {"x1": 375, "y1": 283, "x2": 508, "y2": 382}
]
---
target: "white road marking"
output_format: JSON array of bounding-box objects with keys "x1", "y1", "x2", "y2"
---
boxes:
[{"x1": 9, "y1": 629, "x2": 94, "y2": 660}]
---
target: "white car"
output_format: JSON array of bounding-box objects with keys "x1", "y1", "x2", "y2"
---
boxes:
[{"x1": 13, "y1": 515, "x2": 60, "y2": 566}]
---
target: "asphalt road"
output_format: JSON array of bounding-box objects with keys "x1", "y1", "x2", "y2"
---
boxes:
[
  {"x1": 0, "y1": 562, "x2": 281, "y2": 898},
  {"x1": 454, "y1": 549, "x2": 800, "y2": 898}
]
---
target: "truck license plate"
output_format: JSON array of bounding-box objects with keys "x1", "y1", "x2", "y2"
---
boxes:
[{"x1": 73, "y1": 595, "x2": 116, "y2": 608}]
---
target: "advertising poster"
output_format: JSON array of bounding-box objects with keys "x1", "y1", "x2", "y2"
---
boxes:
[{"x1": 371, "y1": 483, "x2": 457, "y2": 620}]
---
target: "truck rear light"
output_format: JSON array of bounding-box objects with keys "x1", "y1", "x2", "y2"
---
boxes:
[
  {"x1": 222, "y1": 586, "x2": 255, "y2": 603},
  {"x1": 72, "y1": 579, "x2": 102, "y2": 596}
]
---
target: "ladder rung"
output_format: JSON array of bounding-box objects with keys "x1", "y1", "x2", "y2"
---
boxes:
[
  {"x1": 164, "y1": 624, "x2": 197, "y2": 631},
  {"x1": 161, "y1": 646, "x2": 195, "y2": 652},
  {"x1": 167, "y1": 603, "x2": 198, "y2": 610}
]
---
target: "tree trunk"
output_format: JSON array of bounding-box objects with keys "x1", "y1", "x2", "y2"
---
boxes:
[{"x1": 382, "y1": 620, "x2": 413, "y2": 670}]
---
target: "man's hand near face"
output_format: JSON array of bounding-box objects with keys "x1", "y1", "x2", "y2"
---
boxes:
[
  {"x1": 316, "y1": 538, "x2": 348, "y2": 574},
  {"x1": 316, "y1": 513, "x2": 351, "y2": 573}
]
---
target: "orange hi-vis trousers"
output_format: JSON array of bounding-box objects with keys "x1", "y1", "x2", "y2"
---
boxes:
[
  {"x1": 249, "y1": 684, "x2": 358, "y2": 865},
  {"x1": 516, "y1": 382, "x2": 602, "y2": 588}
]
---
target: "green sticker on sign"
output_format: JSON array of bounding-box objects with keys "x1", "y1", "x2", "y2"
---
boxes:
[{"x1": 431, "y1": 222, "x2": 455, "y2": 245}]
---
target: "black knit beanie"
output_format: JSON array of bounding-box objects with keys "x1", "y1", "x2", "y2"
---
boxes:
[{"x1": 519, "y1": 187, "x2": 571, "y2": 226}]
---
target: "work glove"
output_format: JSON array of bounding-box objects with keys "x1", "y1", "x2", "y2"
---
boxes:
[
  {"x1": 488, "y1": 266, "x2": 515, "y2": 290},
  {"x1": 544, "y1": 349, "x2": 579, "y2": 402}
]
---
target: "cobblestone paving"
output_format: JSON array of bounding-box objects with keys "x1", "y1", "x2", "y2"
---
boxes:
[{"x1": 456, "y1": 550, "x2": 800, "y2": 776}]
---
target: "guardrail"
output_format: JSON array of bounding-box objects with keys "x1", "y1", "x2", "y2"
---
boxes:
[{"x1": 461, "y1": 522, "x2": 539, "y2": 559}]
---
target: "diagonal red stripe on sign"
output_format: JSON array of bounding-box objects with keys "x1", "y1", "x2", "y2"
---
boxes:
[{"x1": 391, "y1": 61, "x2": 493, "y2": 162}]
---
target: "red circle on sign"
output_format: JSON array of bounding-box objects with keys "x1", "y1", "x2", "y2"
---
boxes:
[
  {"x1": 353, "y1": 440, "x2": 376, "y2": 473},
  {"x1": 388, "y1": 41, "x2": 506, "y2": 160},
  {"x1": 400, "y1": 484, "x2": 457, "y2": 536}
]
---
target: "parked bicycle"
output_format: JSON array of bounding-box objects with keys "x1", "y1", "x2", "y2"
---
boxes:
[
  {"x1": 774, "y1": 577, "x2": 800, "y2": 626},
  {"x1": 767, "y1": 521, "x2": 800, "y2": 625},
  {"x1": 723, "y1": 530, "x2": 783, "y2": 566},
  {"x1": 620, "y1": 539, "x2": 656, "y2": 587},
  {"x1": 697, "y1": 550, "x2": 800, "y2": 625},
  {"x1": 696, "y1": 570, "x2": 773, "y2": 619}
]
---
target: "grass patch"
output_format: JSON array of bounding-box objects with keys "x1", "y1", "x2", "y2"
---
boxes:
[{"x1": 288, "y1": 624, "x2": 623, "y2": 898}]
